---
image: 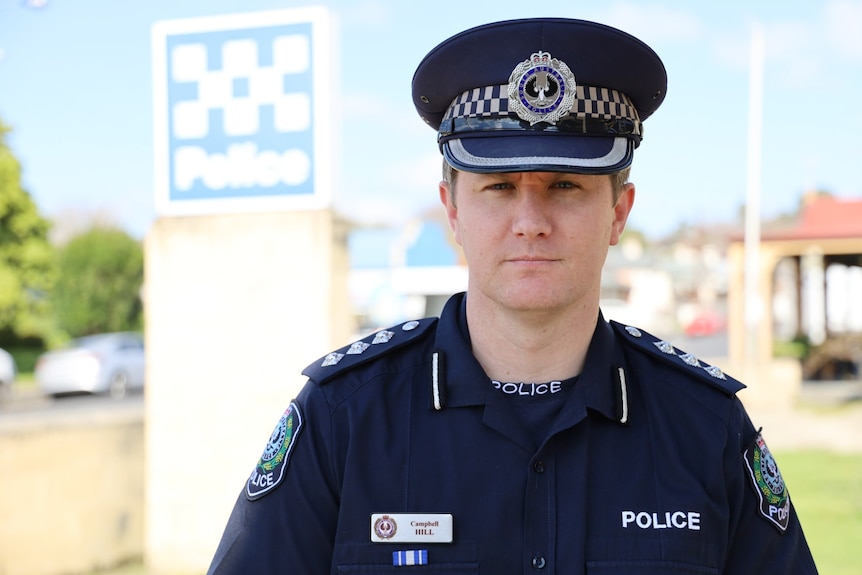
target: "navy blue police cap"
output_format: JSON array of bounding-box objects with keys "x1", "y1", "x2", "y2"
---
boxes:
[{"x1": 412, "y1": 18, "x2": 667, "y2": 174}]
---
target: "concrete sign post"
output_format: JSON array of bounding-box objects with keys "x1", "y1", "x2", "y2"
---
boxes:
[{"x1": 146, "y1": 8, "x2": 350, "y2": 573}]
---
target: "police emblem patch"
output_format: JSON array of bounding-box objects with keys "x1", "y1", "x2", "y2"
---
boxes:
[
  {"x1": 743, "y1": 432, "x2": 790, "y2": 532},
  {"x1": 507, "y1": 50, "x2": 576, "y2": 125},
  {"x1": 246, "y1": 402, "x2": 303, "y2": 500},
  {"x1": 374, "y1": 515, "x2": 398, "y2": 540}
]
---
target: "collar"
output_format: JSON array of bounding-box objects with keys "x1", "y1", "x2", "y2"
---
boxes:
[
  {"x1": 432, "y1": 293, "x2": 629, "y2": 425},
  {"x1": 432, "y1": 293, "x2": 490, "y2": 409}
]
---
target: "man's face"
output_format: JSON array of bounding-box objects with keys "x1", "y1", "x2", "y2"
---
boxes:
[{"x1": 439, "y1": 170, "x2": 634, "y2": 315}]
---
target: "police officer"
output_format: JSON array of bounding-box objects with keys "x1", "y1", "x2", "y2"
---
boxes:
[{"x1": 208, "y1": 18, "x2": 818, "y2": 574}]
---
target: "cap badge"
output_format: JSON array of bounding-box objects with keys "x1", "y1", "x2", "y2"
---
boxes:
[{"x1": 508, "y1": 50, "x2": 576, "y2": 125}]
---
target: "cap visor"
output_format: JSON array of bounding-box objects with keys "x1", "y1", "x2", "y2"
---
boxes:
[{"x1": 443, "y1": 135, "x2": 632, "y2": 174}]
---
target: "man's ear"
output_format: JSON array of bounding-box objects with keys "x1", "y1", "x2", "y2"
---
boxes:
[
  {"x1": 610, "y1": 182, "x2": 635, "y2": 246},
  {"x1": 439, "y1": 181, "x2": 462, "y2": 245}
]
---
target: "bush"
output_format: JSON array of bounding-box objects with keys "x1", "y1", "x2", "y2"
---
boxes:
[{"x1": 51, "y1": 227, "x2": 143, "y2": 338}]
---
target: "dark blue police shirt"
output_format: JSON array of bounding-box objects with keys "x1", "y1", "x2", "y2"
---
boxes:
[{"x1": 208, "y1": 292, "x2": 818, "y2": 574}]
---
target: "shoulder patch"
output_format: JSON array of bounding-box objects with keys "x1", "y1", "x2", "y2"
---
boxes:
[
  {"x1": 610, "y1": 320, "x2": 745, "y2": 396},
  {"x1": 302, "y1": 318, "x2": 438, "y2": 385},
  {"x1": 246, "y1": 401, "x2": 303, "y2": 501},
  {"x1": 743, "y1": 431, "x2": 790, "y2": 532}
]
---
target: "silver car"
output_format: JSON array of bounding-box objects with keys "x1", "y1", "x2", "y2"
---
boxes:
[{"x1": 35, "y1": 332, "x2": 145, "y2": 398}]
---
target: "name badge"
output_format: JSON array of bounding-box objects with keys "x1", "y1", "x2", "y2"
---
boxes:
[{"x1": 371, "y1": 513, "x2": 453, "y2": 543}]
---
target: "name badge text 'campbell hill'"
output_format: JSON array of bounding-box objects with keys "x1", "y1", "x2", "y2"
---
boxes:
[{"x1": 370, "y1": 514, "x2": 454, "y2": 543}]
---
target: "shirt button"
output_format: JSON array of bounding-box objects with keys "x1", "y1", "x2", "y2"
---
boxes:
[
  {"x1": 532, "y1": 556, "x2": 546, "y2": 569},
  {"x1": 533, "y1": 460, "x2": 545, "y2": 473}
]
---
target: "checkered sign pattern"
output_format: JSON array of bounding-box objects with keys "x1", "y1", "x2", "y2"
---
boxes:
[{"x1": 171, "y1": 35, "x2": 311, "y2": 139}]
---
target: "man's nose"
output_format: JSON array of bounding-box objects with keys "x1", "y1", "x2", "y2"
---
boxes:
[{"x1": 511, "y1": 193, "x2": 552, "y2": 238}]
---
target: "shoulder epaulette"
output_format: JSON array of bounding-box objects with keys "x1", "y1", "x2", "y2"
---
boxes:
[
  {"x1": 610, "y1": 320, "x2": 745, "y2": 396},
  {"x1": 302, "y1": 318, "x2": 438, "y2": 385}
]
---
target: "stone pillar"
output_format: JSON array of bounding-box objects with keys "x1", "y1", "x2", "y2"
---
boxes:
[
  {"x1": 801, "y1": 248, "x2": 826, "y2": 345},
  {"x1": 726, "y1": 241, "x2": 801, "y2": 408},
  {"x1": 143, "y1": 210, "x2": 350, "y2": 574}
]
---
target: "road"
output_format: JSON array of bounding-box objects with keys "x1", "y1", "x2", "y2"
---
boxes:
[
  {"x1": 1, "y1": 369, "x2": 858, "y2": 452},
  {"x1": 0, "y1": 387, "x2": 144, "y2": 429}
]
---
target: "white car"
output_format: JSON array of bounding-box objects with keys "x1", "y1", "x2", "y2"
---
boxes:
[
  {"x1": 35, "y1": 332, "x2": 145, "y2": 399},
  {"x1": 0, "y1": 347, "x2": 16, "y2": 401}
]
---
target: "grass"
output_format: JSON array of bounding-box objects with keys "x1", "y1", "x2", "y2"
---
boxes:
[
  {"x1": 15, "y1": 371, "x2": 35, "y2": 386},
  {"x1": 776, "y1": 450, "x2": 862, "y2": 574},
  {"x1": 90, "y1": 562, "x2": 150, "y2": 575}
]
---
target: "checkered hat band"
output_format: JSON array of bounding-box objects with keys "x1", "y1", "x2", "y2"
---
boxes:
[{"x1": 443, "y1": 84, "x2": 639, "y2": 123}]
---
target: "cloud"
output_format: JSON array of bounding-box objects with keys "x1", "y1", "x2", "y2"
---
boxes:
[
  {"x1": 758, "y1": 2, "x2": 862, "y2": 86},
  {"x1": 340, "y1": 90, "x2": 389, "y2": 120},
  {"x1": 384, "y1": 151, "x2": 442, "y2": 192},
  {"x1": 761, "y1": 20, "x2": 822, "y2": 85},
  {"x1": 763, "y1": 20, "x2": 814, "y2": 61},
  {"x1": 824, "y1": 0, "x2": 862, "y2": 59},
  {"x1": 711, "y1": 20, "x2": 813, "y2": 71},
  {"x1": 335, "y1": 150, "x2": 441, "y2": 226},
  {"x1": 710, "y1": 4, "x2": 859, "y2": 86},
  {"x1": 595, "y1": 2, "x2": 705, "y2": 44},
  {"x1": 339, "y1": 0, "x2": 393, "y2": 28},
  {"x1": 710, "y1": 29, "x2": 750, "y2": 72}
]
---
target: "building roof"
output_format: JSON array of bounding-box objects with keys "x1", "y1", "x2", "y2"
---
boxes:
[{"x1": 763, "y1": 196, "x2": 862, "y2": 241}]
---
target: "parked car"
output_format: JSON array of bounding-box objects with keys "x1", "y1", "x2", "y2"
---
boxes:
[
  {"x1": 35, "y1": 332, "x2": 145, "y2": 399},
  {"x1": 683, "y1": 309, "x2": 726, "y2": 337},
  {"x1": 0, "y1": 347, "x2": 17, "y2": 401}
]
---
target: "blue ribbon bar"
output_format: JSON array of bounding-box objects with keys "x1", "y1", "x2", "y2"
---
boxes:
[{"x1": 392, "y1": 549, "x2": 428, "y2": 566}]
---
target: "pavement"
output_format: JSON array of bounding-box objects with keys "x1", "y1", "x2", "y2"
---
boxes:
[{"x1": 744, "y1": 381, "x2": 862, "y2": 453}]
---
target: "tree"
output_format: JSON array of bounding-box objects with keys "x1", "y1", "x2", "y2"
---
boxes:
[
  {"x1": 0, "y1": 120, "x2": 57, "y2": 345},
  {"x1": 51, "y1": 227, "x2": 144, "y2": 337}
]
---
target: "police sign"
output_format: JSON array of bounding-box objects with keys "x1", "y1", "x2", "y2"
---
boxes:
[{"x1": 152, "y1": 7, "x2": 332, "y2": 215}]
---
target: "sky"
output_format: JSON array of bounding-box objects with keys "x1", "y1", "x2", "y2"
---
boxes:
[{"x1": 0, "y1": 0, "x2": 861, "y2": 241}]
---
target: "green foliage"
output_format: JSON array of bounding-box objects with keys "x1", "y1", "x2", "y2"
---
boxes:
[
  {"x1": 0, "y1": 120, "x2": 57, "y2": 344},
  {"x1": 618, "y1": 225, "x2": 648, "y2": 246},
  {"x1": 51, "y1": 227, "x2": 144, "y2": 337},
  {"x1": 776, "y1": 449, "x2": 862, "y2": 574},
  {"x1": 773, "y1": 336, "x2": 810, "y2": 360},
  {"x1": 5, "y1": 346, "x2": 42, "y2": 373}
]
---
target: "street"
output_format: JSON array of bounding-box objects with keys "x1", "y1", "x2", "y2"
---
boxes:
[{"x1": 0, "y1": 387, "x2": 144, "y2": 429}]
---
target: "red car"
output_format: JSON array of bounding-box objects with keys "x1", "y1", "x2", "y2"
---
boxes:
[{"x1": 684, "y1": 310, "x2": 726, "y2": 337}]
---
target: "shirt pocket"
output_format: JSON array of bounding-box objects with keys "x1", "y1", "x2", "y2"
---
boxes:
[
  {"x1": 587, "y1": 561, "x2": 719, "y2": 575},
  {"x1": 586, "y1": 532, "x2": 721, "y2": 574},
  {"x1": 335, "y1": 542, "x2": 478, "y2": 575}
]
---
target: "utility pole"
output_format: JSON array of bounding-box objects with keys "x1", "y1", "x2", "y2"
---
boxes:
[{"x1": 743, "y1": 23, "x2": 764, "y2": 370}]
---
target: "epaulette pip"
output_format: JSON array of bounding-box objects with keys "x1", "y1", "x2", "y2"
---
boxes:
[
  {"x1": 610, "y1": 320, "x2": 745, "y2": 396},
  {"x1": 302, "y1": 318, "x2": 438, "y2": 386}
]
